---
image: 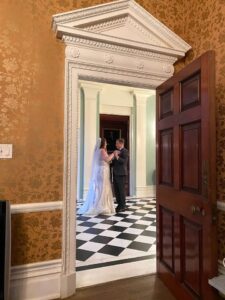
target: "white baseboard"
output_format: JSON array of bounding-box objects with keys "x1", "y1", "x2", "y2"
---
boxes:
[
  {"x1": 136, "y1": 185, "x2": 156, "y2": 198},
  {"x1": 10, "y1": 259, "x2": 62, "y2": 300},
  {"x1": 60, "y1": 272, "x2": 76, "y2": 299},
  {"x1": 209, "y1": 260, "x2": 225, "y2": 298}
]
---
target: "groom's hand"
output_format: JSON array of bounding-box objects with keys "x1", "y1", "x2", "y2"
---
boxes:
[{"x1": 114, "y1": 150, "x2": 119, "y2": 159}]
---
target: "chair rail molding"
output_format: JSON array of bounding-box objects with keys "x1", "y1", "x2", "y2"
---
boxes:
[
  {"x1": 11, "y1": 201, "x2": 63, "y2": 214},
  {"x1": 52, "y1": 0, "x2": 191, "y2": 298}
]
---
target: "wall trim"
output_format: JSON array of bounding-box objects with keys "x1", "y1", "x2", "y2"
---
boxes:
[
  {"x1": 219, "y1": 260, "x2": 225, "y2": 275},
  {"x1": 10, "y1": 259, "x2": 62, "y2": 300},
  {"x1": 136, "y1": 185, "x2": 156, "y2": 198},
  {"x1": 11, "y1": 201, "x2": 63, "y2": 214},
  {"x1": 217, "y1": 201, "x2": 225, "y2": 212}
]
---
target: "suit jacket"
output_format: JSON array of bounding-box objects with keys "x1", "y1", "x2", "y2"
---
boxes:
[{"x1": 112, "y1": 148, "x2": 129, "y2": 176}]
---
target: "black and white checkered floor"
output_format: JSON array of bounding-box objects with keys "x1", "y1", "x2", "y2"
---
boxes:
[{"x1": 76, "y1": 197, "x2": 156, "y2": 271}]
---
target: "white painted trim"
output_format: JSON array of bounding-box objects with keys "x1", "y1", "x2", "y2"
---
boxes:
[
  {"x1": 217, "y1": 201, "x2": 225, "y2": 212},
  {"x1": 136, "y1": 185, "x2": 156, "y2": 198},
  {"x1": 219, "y1": 259, "x2": 225, "y2": 275},
  {"x1": 209, "y1": 260, "x2": 225, "y2": 298},
  {"x1": 76, "y1": 258, "x2": 156, "y2": 288},
  {"x1": 60, "y1": 63, "x2": 77, "y2": 298},
  {"x1": 10, "y1": 260, "x2": 62, "y2": 300},
  {"x1": 60, "y1": 272, "x2": 76, "y2": 299},
  {"x1": 11, "y1": 201, "x2": 63, "y2": 214}
]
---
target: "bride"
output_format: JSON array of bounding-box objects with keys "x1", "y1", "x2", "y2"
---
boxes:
[{"x1": 77, "y1": 137, "x2": 115, "y2": 216}]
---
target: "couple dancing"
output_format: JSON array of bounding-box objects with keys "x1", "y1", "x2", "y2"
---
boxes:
[{"x1": 78, "y1": 137, "x2": 129, "y2": 216}]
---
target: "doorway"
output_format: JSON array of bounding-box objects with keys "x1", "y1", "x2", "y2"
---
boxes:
[
  {"x1": 100, "y1": 114, "x2": 130, "y2": 196},
  {"x1": 76, "y1": 81, "x2": 157, "y2": 287},
  {"x1": 52, "y1": 1, "x2": 193, "y2": 297}
]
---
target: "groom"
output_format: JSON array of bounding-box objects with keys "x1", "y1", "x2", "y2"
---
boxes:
[{"x1": 112, "y1": 138, "x2": 129, "y2": 213}]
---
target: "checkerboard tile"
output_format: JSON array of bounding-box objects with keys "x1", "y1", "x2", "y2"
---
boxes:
[{"x1": 76, "y1": 198, "x2": 156, "y2": 269}]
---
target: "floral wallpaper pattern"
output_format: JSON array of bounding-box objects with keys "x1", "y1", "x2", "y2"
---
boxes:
[
  {"x1": 0, "y1": 0, "x2": 224, "y2": 264},
  {"x1": 11, "y1": 211, "x2": 62, "y2": 265}
]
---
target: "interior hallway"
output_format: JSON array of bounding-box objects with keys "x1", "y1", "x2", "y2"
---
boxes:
[{"x1": 60, "y1": 275, "x2": 176, "y2": 300}]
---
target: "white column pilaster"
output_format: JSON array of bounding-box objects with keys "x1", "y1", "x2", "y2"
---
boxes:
[
  {"x1": 81, "y1": 83, "x2": 102, "y2": 198},
  {"x1": 134, "y1": 91, "x2": 148, "y2": 198}
]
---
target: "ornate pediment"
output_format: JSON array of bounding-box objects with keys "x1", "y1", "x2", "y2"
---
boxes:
[
  {"x1": 78, "y1": 15, "x2": 170, "y2": 48},
  {"x1": 52, "y1": 0, "x2": 191, "y2": 58}
]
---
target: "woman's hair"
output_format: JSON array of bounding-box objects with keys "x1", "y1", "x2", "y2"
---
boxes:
[{"x1": 100, "y1": 137, "x2": 107, "y2": 149}]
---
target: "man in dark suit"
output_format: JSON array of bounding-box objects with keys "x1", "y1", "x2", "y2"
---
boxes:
[{"x1": 112, "y1": 138, "x2": 129, "y2": 213}]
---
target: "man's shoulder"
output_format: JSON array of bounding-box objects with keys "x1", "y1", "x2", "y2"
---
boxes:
[{"x1": 122, "y1": 148, "x2": 129, "y2": 155}]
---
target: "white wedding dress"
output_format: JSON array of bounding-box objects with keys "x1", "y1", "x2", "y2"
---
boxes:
[{"x1": 78, "y1": 140, "x2": 115, "y2": 216}]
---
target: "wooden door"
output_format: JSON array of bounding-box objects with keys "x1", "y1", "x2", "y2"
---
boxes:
[{"x1": 156, "y1": 51, "x2": 217, "y2": 300}]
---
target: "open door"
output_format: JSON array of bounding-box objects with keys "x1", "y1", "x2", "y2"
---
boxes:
[{"x1": 156, "y1": 51, "x2": 217, "y2": 300}]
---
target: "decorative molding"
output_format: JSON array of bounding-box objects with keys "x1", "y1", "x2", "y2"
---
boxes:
[
  {"x1": 52, "y1": 0, "x2": 129, "y2": 29},
  {"x1": 217, "y1": 201, "x2": 225, "y2": 211},
  {"x1": 70, "y1": 60, "x2": 170, "y2": 82},
  {"x1": 65, "y1": 46, "x2": 80, "y2": 59},
  {"x1": 80, "y1": 15, "x2": 167, "y2": 48},
  {"x1": 81, "y1": 16, "x2": 128, "y2": 33},
  {"x1": 10, "y1": 260, "x2": 62, "y2": 300},
  {"x1": 104, "y1": 53, "x2": 114, "y2": 64},
  {"x1": 163, "y1": 64, "x2": 174, "y2": 74},
  {"x1": 60, "y1": 62, "x2": 77, "y2": 297},
  {"x1": 11, "y1": 201, "x2": 63, "y2": 214},
  {"x1": 127, "y1": 16, "x2": 166, "y2": 47},
  {"x1": 137, "y1": 62, "x2": 144, "y2": 70},
  {"x1": 62, "y1": 35, "x2": 177, "y2": 63},
  {"x1": 52, "y1": 0, "x2": 191, "y2": 53},
  {"x1": 128, "y1": 0, "x2": 190, "y2": 50}
]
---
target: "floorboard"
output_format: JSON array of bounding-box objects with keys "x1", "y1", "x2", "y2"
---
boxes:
[{"x1": 61, "y1": 275, "x2": 176, "y2": 300}]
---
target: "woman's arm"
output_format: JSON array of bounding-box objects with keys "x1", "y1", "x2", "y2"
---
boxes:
[{"x1": 101, "y1": 149, "x2": 114, "y2": 162}]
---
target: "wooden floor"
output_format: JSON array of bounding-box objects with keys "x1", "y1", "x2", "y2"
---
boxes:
[{"x1": 63, "y1": 275, "x2": 176, "y2": 300}]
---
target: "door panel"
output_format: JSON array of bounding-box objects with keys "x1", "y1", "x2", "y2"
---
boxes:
[
  {"x1": 156, "y1": 51, "x2": 217, "y2": 300},
  {"x1": 160, "y1": 207, "x2": 174, "y2": 272},
  {"x1": 181, "y1": 122, "x2": 201, "y2": 193},
  {"x1": 160, "y1": 89, "x2": 173, "y2": 118},
  {"x1": 160, "y1": 129, "x2": 173, "y2": 185},
  {"x1": 181, "y1": 73, "x2": 200, "y2": 110},
  {"x1": 182, "y1": 218, "x2": 202, "y2": 297}
]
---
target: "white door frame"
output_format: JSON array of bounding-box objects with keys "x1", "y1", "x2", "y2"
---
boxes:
[{"x1": 52, "y1": 0, "x2": 191, "y2": 297}]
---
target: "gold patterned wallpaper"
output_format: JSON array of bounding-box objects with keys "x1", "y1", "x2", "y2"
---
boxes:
[
  {"x1": 11, "y1": 210, "x2": 62, "y2": 265},
  {"x1": 0, "y1": 0, "x2": 224, "y2": 265}
]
